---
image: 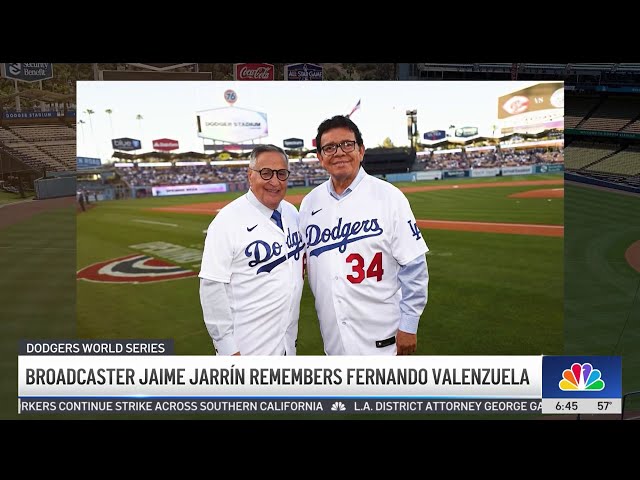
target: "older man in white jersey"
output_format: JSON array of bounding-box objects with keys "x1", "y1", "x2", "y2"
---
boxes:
[{"x1": 199, "y1": 144, "x2": 305, "y2": 355}]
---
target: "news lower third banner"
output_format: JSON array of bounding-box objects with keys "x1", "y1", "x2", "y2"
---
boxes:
[{"x1": 17, "y1": 341, "x2": 622, "y2": 415}]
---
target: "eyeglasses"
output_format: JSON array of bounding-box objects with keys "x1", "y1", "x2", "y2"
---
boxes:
[
  {"x1": 320, "y1": 140, "x2": 358, "y2": 156},
  {"x1": 250, "y1": 167, "x2": 290, "y2": 181}
]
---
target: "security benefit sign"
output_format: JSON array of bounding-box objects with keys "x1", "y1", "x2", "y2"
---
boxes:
[
  {"x1": 19, "y1": 345, "x2": 545, "y2": 415},
  {"x1": 1, "y1": 63, "x2": 53, "y2": 82},
  {"x1": 541, "y1": 356, "x2": 622, "y2": 415}
]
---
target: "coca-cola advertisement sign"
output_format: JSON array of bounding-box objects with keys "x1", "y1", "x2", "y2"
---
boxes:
[
  {"x1": 233, "y1": 63, "x2": 275, "y2": 81},
  {"x1": 153, "y1": 138, "x2": 179, "y2": 151}
]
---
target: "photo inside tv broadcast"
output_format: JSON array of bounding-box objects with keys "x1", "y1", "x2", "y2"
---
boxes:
[{"x1": 74, "y1": 80, "x2": 564, "y2": 358}]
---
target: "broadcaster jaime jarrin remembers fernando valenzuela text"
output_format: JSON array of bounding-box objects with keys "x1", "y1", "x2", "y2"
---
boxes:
[{"x1": 25, "y1": 366, "x2": 530, "y2": 386}]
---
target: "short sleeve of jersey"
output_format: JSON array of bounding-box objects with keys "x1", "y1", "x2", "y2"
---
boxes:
[
  {"x1": 282, "y1": 200, "x2": 300, "y2": 224},
  {"x1": 298, "y1": 195, "x2": 311, "y2": 231},
  {"x1": 392, "y1": 191, "x2": 429, "y2": 266},
  {"x1": 299, "y1": 194, "x2": 310, "y2": 216},
  {"x1": 199, "y1": 211, "x2": 235, "y2": 283}
]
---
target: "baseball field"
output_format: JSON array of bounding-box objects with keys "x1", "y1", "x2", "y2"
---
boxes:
[
  {"x1": 0, "y1": 196, "x2": 76, "y2": 420},
  {"x1": 6, "y1": 171, "x2": 638, "y2": 418},
  {"x1": 77, "y1": 172, "x2": 565, "y2": 360},
  {"x1": 565, "y1": 182, "x2": 640, "y2": 399}
]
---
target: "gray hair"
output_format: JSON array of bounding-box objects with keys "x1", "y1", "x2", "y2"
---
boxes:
[{"x1": 249, "y1": 144, "x2": 289, "y2": 169}]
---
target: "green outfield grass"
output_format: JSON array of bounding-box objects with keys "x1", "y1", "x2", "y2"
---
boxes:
[
  {"x1": 565, "y1": 183, "x2": 640, "y2": 394},
  {"x1": 74, "y1": 173, "x2": 564, "y2": 420},
  {"x1": 77, "y1": 174, "x2": 563, "y2": 359},
  {"x1": 95, "y1": 173, "x2": 562, "y2": 211},
  {"x1": 0, "y1": 191, "x2": 33, "y2": 204},
  {"x1": 392, "y1": 173, "x2": 563, "y2": 189},
  {"x1": 406, "y1": 185, "x2": 562, "y2": 224},
  {"x1": 0, "y1": 205, "x2": 76, "y2": 419}
]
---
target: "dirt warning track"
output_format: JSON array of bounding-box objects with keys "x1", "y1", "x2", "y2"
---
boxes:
[
  {"x1": 399, "y1": 179, "x2": 562, "y2": 194},
  {"x1": 150, "y1": 179, "x2": 564, "y2": 237},
  {"x1": 0, "y1": 196, "x2": 75, "y2": 230},
  {"x1": 509, "y1": 188, "x2": 564, "y2": 198},
  {"x1": 416, "y1": 219, "x2": 563, "y2": 237}
]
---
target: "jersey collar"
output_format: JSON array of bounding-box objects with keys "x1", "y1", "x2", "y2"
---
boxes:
[
  {"x1": 327, "y1": 165, "x2": 367, "y2": 200},
  {"x1": 246, "y1": 189, "x2": 281, "y2": 218}
]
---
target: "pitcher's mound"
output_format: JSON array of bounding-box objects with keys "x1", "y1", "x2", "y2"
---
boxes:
[{"x1": 625, "y1": 240, "x2": 640, "y2": 274}]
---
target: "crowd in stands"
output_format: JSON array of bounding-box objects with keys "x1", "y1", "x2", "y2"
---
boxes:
[
  {"x1": 113, "y1": 147, "x2": 566, "y2": 188},
  {"x1": 416, "y1": 147, "x2": 564, "y2": 171},
  {"x1": 115, "y1": 160, "x2": 328, "y2": 187}
]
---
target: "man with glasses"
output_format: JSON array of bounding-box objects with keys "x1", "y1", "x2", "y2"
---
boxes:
[
  {"x1": 199, "y1": 145, "x2": 305, "y2": 355},
  {"x1": 300, "y1": 115, "x2": 429, "y2": 355}
]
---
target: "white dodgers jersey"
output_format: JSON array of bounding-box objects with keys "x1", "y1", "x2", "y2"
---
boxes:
[
  {"x1": 199, "y1": 196, "x2": 305, "y2": 355},
  {"x1": 299, "y1": 173, "x2": 428, "y2": 355}
]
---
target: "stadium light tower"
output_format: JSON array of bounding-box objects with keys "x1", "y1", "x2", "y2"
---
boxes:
[{"x1": 406, "y1": 110, "x2": 417, "y2": 149}]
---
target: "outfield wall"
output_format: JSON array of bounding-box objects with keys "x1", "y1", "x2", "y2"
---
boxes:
[
  {"x1": 35, "y1": 176, "x2": 75, "y2": 199},
  {"x1": 565, "y1": 172, "x2": 640, "y2": 195},
  {"x1": 107, "y1": 164, "x2": 564, "y2": 201}
]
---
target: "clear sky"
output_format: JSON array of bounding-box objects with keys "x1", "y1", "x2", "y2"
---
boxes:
[{"x1": 76, "y1": 80, "x2": 551, "y2": 160}]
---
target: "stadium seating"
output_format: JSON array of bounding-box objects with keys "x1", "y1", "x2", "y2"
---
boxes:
[
  {"x1": 584, "y1": 146, "x2": 640, "y2": 175},
  {"x1": 0, "y1": 123, "x2": 75, "y2": 173}
]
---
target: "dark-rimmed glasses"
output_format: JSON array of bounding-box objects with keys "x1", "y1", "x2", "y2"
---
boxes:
[
  {"x1": 320, "y1": 140, "x2": 358, "y2": 156},
  {"x1": 250, "y1": 167, "x2": 290, "y2": 181}
]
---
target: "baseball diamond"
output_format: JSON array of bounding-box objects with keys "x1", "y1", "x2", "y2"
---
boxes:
[{"x1": 76, "y1": 174, "x2": 565, "y2": 362}]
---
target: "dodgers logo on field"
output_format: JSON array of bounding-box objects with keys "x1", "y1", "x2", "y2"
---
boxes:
[
  {"x1": 77, "y1": 254, "x2": 197, "y2": 283},
  {"x1": 306, "y1": 217, "x2": 383, "y2": 257}
]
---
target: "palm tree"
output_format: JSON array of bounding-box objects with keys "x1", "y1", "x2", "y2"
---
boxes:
[
  {"x1": 84, "y1": 109, "x2": 95, "y2": 133},
  {"x1": 77, "y1": 119, "x2": 86, "y2": 143},
  {"x1": 105, "y1": 109, "x2": 114, "y2": 137},
  {"x1": 83, "y1": 109, "x2": 98, "y2": 157}
]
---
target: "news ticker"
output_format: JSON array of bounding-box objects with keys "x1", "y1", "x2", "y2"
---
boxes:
[
  {"x1": 18, "y1": 341, "x2": 622, "y2": 415},
  {"x1": 19, "y1": 398, "x2": 542, "y2": 414}
]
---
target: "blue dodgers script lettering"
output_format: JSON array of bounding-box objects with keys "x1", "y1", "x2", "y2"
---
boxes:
[
  {"x1": 245, "y1": 240, "x2": 284, "y2": 274},
  {"x1": 286, "y1": 229, "x2": 305, "y2": 260},
  {"x1": 245, "y1": 230, "x2": 305, "y2": 274},
  {"x1": 306, "y1": 217, "x2": 383, "y2": 257}
]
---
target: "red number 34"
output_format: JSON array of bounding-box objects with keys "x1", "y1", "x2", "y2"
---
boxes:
[{"x1": 346, "y1": 252, "x2": 384, "y2": 284}]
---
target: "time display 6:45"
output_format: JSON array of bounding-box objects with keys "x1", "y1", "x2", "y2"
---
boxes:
[{"x1": 556, "y1": 401, "x2": 578, "y2": 411}]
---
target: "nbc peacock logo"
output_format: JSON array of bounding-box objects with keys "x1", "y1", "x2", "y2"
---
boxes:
[{"x1": 559, "y1": 363, "x2": 605, "y2": 391}]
